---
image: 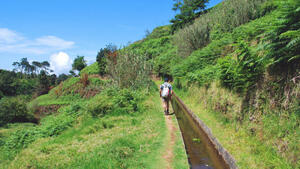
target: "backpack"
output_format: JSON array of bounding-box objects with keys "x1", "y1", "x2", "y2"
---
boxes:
[{"x1": 161, "y1": 84, "x2": 170, "y2": 98}]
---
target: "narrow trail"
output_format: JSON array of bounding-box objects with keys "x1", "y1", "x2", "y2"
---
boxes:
[{"x1": 161, "y1": 101, "x2": 177, "y2": 169}]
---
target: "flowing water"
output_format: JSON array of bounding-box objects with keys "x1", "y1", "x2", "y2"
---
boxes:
[{"x1": 171, "y1": 94, "x2": 235, "y2": 169}]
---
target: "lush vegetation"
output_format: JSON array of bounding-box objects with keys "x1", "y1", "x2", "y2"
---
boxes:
[
  {"x1": 170, "y1": 0, "x2": 209, "y2": 32},
  {"x1": 0, "y1": 58, "x2": 74, "y2": 126},
  {"x1": 1, "y1": 0, "x2": 299, "y2": 168},
  {"x1": 0, "y1": 40, "x2": 188, "y2": 168},
  {"x1": 80, "y1": 62, "x2": 100, "y2": 75},
  {"x1": 175, "y1": 86, "x2": 295, "y2": 168},
  {"x1": 124, "y1": 0, "x2": 299, "y2": 168},
  {"x1": 0, "y1": 74, "x2": 188, "y2": 168},
  {"x1": 107, "y1": 48, "x2": 152, "y2": 89},
  {"x1": 0, "y1": 96, "x2": 36, "y2": 126},
  {"x1": 72, "y1": 56, "x2": 87, "y2": 73}
]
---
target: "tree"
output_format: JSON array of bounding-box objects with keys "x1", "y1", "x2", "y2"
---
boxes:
[
  {"x1": 170, "y1": 0, "x2": 209, "y2": 33},
  {"x1": 41, "y1": 61, "x2": 51, "y2": 73},
  {"x1": 96, "y1": 44, "x2": 118, "y2": 76},
  {"x1": 13, "y1": 59, "x2": 52, "y2": 76},
  {"x1": 96, "y1": 48, "x2": 108, "y2": 76},
  {"x1": 56, "y1": 74, "x2": 69, "y2": 84},
  {"x1": 32, "y1": 61, "x2": 42, "y2": 74},
  {"x1": 12, "y1": 61, "x2": 21, "y2": 73},
  {"x1": 0, "y1": 96, "x2": 32, "y2": 126},
  {"x1": 37, "y1": 70, "x2": 50, "y2": 95},
  {"x1": 20, "y1": 58, "x2": 29, "y2": 72},
  {"x1": 0, "y1": 69, "x2": 17, "y2": 96},
  {"x1": 69, "y1": 70, "x2": 76, "y2": 76},
  {"x1": 49, "y1": 74, "x2": 57, "y2": 86},
  {"x1": 72, "y1": 56, "x2": 87, "y2": 72}
]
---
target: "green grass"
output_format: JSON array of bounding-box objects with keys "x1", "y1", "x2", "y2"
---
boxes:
[
  {"x1": 175, "y1": 85, "x2": 296, "y2": 169},
  {"x1": 80, "y1": 62, "x2": 100, "y2": 75},
  {"x1": 28, "y1": 76, "x2": 106, "y2": 109},
  {"x1": 0, "y1": 89, "x2": 189, "y2": 169}
]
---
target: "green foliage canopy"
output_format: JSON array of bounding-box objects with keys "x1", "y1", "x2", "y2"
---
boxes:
[
  {"x1": 0, "y1": 96, "x2": 34, "y2": 126},
  {"x1": 72, "y1": 56, "x2": 87, "y2": 72},
  {"x1": 170, "y1": 0, "x2": 209, "y2": 33}
]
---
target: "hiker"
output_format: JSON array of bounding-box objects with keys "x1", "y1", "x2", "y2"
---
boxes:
[{"x1": 160, "y1": 77, "x2": 173, "y2": 115}]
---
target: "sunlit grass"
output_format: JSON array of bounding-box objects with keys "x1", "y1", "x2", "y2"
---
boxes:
[
  {"x1": 1, "y1": 93, "x2": 189, "y2": 169},
  {"x1": 175, "y1": 86, "x2": 294, "y2": 169}
]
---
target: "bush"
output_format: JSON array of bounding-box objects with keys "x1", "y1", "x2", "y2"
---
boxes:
[
  {"x1": 88, "y1": 88, "x2": 141, "y2": 117},
  {"x1": 3, "y1": 107, "x2": 78, "y2": 157},
  {"x1": 186, "y1": 65, "x2": 219, "y2": 86},
  {"x1": 0, "y1": 96, "x2": 35, "y2": 126},
  {"x1": 174, "y1": 0, "x2": 268, "y2": 57},
  {"x1": 107, "y1": 48, "x2": 152, "y2": 89},
  {"x1": 88, "y1": 94, "x2": 113, "y2": 117},
  {"x1": 263, "y1": 0, "x2": 300, "y2": 71},
  {"x1": 218, "y1": 41, "x2": 265, "y2": 93}
]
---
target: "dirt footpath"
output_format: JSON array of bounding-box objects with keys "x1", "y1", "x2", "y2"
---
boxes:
[{"x1": 161, "y1": 103, "x2": 177, "y2": 169}]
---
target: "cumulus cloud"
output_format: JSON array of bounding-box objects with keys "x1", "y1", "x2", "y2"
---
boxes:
[
  {"x1": 50, "y1": 52, "x2": 72, "y2": 74},
  {"x1": 0, "y1": 28, "x2": 74, "y2": 54}
]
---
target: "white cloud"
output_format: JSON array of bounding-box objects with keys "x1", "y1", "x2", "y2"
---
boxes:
[
  {"x1": 50, "y1": 52, "x2": 72, "y2": 74},
  {"x1": 36, "y1": 36, "x2": 74, "y2": 49},
  {"x1": 0, "y1": 28, "x2": 24, "y2": 43},
  {"x1": 0, "y1": 28, "x2": 75, "y2": 54}
]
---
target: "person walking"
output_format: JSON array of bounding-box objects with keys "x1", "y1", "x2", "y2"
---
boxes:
[{"x1": 160, "y1": 77, "x2": 173, "y2": 115}]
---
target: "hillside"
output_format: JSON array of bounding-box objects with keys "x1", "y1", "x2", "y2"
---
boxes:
[
  {"x1": 0, "y1": 74, "x2": 188, "y2": 168},
  {"x1": 0, "y1": 0, "x2": 299, "y2": 168},
  {"x1": 126, "y1": 0, "x2": 300, "y2": 168}
]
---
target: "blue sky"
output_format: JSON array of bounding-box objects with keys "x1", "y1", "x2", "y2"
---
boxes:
[{"x1": 0, "y1": 0, "x2": 222, "y2": 74}]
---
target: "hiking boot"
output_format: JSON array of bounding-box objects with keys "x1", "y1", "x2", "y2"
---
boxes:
[{"x1": 164, "y1": 110, "x2": 168, "y2": 115}]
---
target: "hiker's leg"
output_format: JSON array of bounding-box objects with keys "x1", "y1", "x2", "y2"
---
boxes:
[
  {"x1": 162, "y1": 98, "x2": 167, "y2": 112},
  {"x1": 166, "y1": 98, "x2": 169, "y2": 113}
]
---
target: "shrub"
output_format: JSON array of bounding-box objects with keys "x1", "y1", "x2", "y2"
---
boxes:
[
  {"x1": 107, "y1": 48, "x2": 152, "y2": 89},
  {"x1": 80, "y1": 73, "x2": 90, "y2": 88},
  {"x1": 186, "y1": 65, "x2": 219, "y2": 86},
  {"x1": 88, "y1": 94, "x2": 113, "y2": 117},
  {"x1": 0, "y1": 96, "x2": 35, "y2": 126},
  {"x1": 3, "y1": 105, "x2": 79, "y2": 157},
  {"x1": 174, "y1": 0, "x2": 268, "y2": 57},
  {"x1": 88, "y1": 88, "x2": 141, "y2": 117},
  {"x1": 263, "y1": 0, "x2": 300, "y2": 71},
  {"x1": 111, "y1": 89, "x2": 139, "y2": 114},
  {"x1": 218, "y1": 41, "x2": 265, "y2": 93}
]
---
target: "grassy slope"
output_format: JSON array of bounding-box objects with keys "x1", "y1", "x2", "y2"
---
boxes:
[
  {"x1": 80, "y1": 62, "x2": 100, "y2": 75},
  {"x1": 169, "y1": 7, "x2": 300, "y2": 168},
  {"x1": 0, "y1": 79, "x2": 188, "y2": 168},
  {"x1": 28, "y1": 76, "x2": 104, "y2": 108},
  {"x1": 134, "y1": 2, "x2": 298, "y2": 168}
]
